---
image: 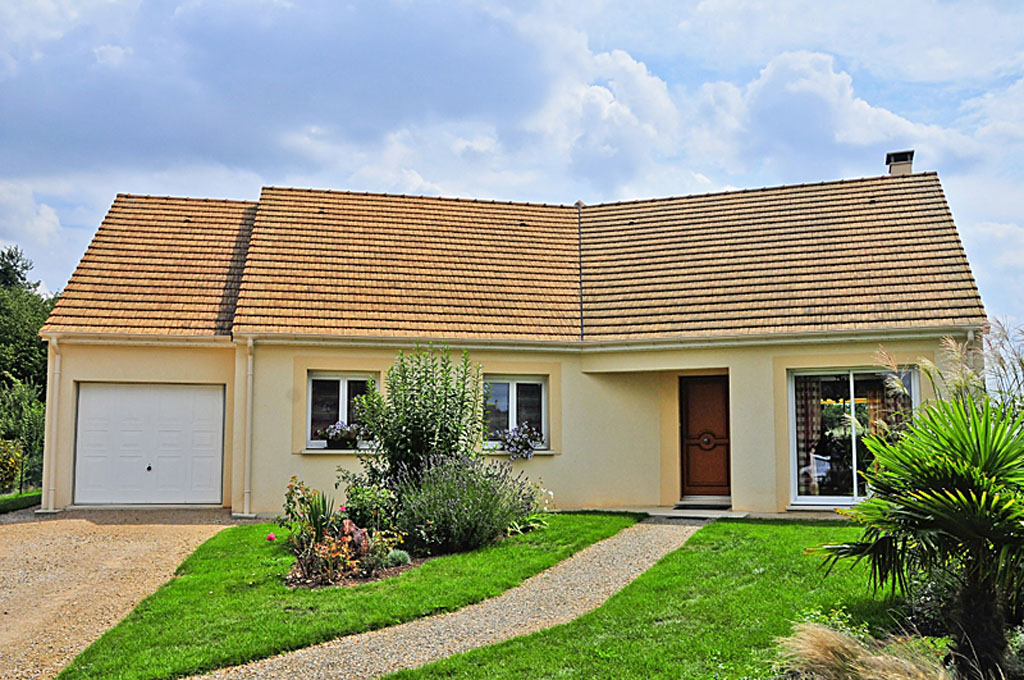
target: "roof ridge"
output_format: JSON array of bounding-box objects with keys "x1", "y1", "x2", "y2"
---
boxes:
[
  {"x1": 115, "y1": 193, "x2": 258, "y2": 206},
  {"x1": 585, "y1": 172, "x2": 940, "y2": 210},
  {"x1": 258, "y1": 172, "x2": 939, "y2": 212},
  {"x1": 258, "y1": 186, "x2": 575, "y2": 210}
]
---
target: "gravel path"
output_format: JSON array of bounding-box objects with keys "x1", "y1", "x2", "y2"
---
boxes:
[
  {"x1": 0, "y1": 508, "x2": 240, "y2": 680},
  {"x1": 193, "y1": 518, "x2": 704, "y2": 680}
]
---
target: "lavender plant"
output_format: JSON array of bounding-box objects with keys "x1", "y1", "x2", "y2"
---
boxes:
[{"x1": 394, "y1": 454, "x2": 537, "y2": 555}]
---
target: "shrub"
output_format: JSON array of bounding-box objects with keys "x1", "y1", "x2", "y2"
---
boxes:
[
  {"x1": 1005, "y1": 626, "x2": 1024, "y2": 679},
  {"x1": 277, "y1": 477, "x2": 407, "y2": 582},
  {"x1": 277, "y1": 477, "x2": 360, "y2": 582},
  {"x1": 395, "y1": 454, "x2": 537, "y2": 555},
  {"x1": 507, "y1": 481, "x2": 554, "y2": 535},
  {"x1": 335, "y1": 469, "x2": 397, "y2": 532},
  {"x1": 903, "y1": 572, "x2": 959, "y2": 638},
  {"x1": 0, "y1": 439, "x2": 21, "y2": 492},
  {"x1": 384, "y1": 548, "x2": 411, "y2": 568},
  {"x1": 359, "y1": 529, "x2": 406, "y2": 576},
  {"x1": 354, "y1": 345, "x2": 485, "y2": 487},
  {"x1": 0, "y1": 374, "x2": 45, "y2": 491}
]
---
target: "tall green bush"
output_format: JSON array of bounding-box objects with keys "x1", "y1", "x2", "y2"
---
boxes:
[
  {"x1": 816, "y1": 397, "x2": 1024, "y2": 677},
  {"x1": 0, "y1": 373, "x2": 45, "y2": 491},
  {"x1": 353, "y1": 345, "x2": 485, "y2": 486},
  {"x1": 0, "y1": 245, "x2": 55, "y2": 390},
  {"x1": 0, "y1": 440, "x2": 22, "y2": 493}
]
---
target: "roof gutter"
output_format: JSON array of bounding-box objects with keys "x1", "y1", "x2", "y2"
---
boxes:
[{"x1": 38, "y1": 332, "x2": 234, "y2": 348}]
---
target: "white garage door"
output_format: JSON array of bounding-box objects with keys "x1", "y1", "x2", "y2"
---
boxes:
[{"x1": 74, "y1": 383, "x2": 224, "y2": 504}]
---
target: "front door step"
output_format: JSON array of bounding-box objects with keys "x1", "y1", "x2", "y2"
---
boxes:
[{"x1": 675, "y1": 495, "x2": 731, "y2": 509}]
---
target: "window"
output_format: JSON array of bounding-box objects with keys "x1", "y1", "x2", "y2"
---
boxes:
[
  {"x1": 483, "y1": 376, "x2": 547, "y2": 448},
  {"x1": 306, "y1": 374, "x2": 372, "y2": 449},
  {"x1": 791, "y1": 369, "x2": 915, "y2": 503}
]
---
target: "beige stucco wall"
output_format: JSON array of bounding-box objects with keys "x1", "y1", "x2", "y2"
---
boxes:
[
  {"x1": 41, "y1": 334, "x2": 952, "y2": 515},
  {"x1": 584, "y1": 339, "x2": 940, "y2": 512},
  {"x1": 40, "y1": 341, "x2": 237, "y2": 510},
  {"x1": 245, "y1": 345, "x2": 666, "y2": 514}
]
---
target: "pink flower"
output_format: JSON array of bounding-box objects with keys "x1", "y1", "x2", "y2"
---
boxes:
[
  {"x1": 340, "y1": 505, "x2": 347, "y2": 512},
  {"x1": 266, "y1": 532, "x2": 276, "y2": 542}
]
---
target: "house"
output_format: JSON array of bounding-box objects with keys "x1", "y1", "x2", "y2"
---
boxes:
[{"x1": 37, "y1": 152, "x2": 986, "y2": 515}]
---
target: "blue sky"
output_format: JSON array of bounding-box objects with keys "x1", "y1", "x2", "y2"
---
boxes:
[{"x1": 2, "y1": 0, "x2": 1023, "y2": 322}]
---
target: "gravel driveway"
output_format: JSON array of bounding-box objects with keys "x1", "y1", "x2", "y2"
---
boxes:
[{"x1": 0, "y1": 507, "x2": 239, "y2": 680}]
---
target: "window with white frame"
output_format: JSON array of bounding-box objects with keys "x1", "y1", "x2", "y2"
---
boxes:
[
  {"x1": 483, "y1": 376, "x2": 547, "y2": 448},
  {"x1": 791, "y1": 368, "x2": 916, "y2": 503},
  {"x1": 307, "y1": 373, "x2": 373, "y2": 449}
]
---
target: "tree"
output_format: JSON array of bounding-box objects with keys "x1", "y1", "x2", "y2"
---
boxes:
[
  {"x1": 0, "y1": 245, "x2": 55, "y2": 389},
  {"x1": 0, "y1": 246, "x2": 53, "y2": 493},
  {"x1": 0, "y1": 246, "x2": 33, "y2": 289}
]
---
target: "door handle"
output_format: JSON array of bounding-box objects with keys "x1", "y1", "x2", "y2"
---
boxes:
[{"x1": 146, "y1": 464, "x2": 152, "y2": 472}]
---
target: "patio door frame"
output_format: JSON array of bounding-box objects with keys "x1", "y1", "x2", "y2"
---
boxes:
[{"x1": 787, "y1": 367, "x2": 920, "y2": 507}]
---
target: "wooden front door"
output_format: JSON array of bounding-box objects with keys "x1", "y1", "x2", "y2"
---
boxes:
[{"x1": 680, "y1": 376, "x2": 731, "y2": 497}]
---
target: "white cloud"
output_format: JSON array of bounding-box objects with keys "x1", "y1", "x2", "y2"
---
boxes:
[
  {"x1": 961, "y1": 77, "x2": 1024, "y2": 146},
  {"x1": 92, "y1": 44, "x2": 132, "y2": 67},
  {"x1": 0, "y1": 183, "x2": 62, "y2": 246},
  {"x1": 507, "y1": 16, "x2": 685, "y2": 193},
  {"x1": 958, "y1": 220, "x2": 1024, "y2": 322},
  {"x1": 683, "y1": 51, "x2": 979, "y2": 179},
  {"x1": 0, "y1": 0, "x2": 139, "y2": 49},
  {"x1": 969, "y1": 222, "x2": 1024, "y2": 270},
  {"x1": 533, "y1": 0, "x2": 1024, "y2": 84}
]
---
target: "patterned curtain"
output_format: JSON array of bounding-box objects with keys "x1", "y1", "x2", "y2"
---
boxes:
[
  {"x1": 864, "y1": 382, "x2": 885, "y2": 435},
  {"x1": 795, "y1": 376, "x2": 823, "y2": 495}
]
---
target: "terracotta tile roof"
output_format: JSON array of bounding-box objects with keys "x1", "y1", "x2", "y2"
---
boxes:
[
  {"x1": 580, "y1": 172, "x2": 985, "y2": 340},
  {"x1": 45, "y1": 173, "x2": 985, "y2": 342},
  {"x1": 231, "y1": 188, "x2": 580, "y2": 340},
  {"x1": 42, "y1": 194, "x2": 256, "y2": 336}
]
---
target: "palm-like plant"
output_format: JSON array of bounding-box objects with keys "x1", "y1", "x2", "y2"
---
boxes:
[{"x1": 817, "y1": 397, "x2": 1024, "y2": 678}]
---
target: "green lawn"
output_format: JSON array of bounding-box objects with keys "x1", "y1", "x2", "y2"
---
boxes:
[
  {"x1": 388, "y1": 519, "x2": 894, "y2": 680},
  {"x1": 59, "y1": 512, "x2": 641, "y2": 680},
  {"x1": 0, "y1": 489, "x2": 41, "y2": 513}
]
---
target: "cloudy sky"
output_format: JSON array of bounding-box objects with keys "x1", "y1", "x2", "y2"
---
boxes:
[{"x1": 1, "y1": 0, "x2": 1022, "y2": 321}]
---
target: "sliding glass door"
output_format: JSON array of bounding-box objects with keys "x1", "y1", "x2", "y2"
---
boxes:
[{"x1": 792, "y1": 369, "x2": 913, "y2": 503}]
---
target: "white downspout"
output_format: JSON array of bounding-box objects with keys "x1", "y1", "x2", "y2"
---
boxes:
[
  {"x1": 45, "y1": 338, "x2": 61, "y2": 512},
  {"x1": 243, "y1": 338, "x2": 254, "y2": 516}
]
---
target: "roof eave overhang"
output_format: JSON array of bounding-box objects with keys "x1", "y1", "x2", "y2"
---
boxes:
[
  {"x1": 39, "y1": 331, "x2": 235, "y2": 348},
  {"x1": 230, "y1": 323, "x2": 983, "y2": 354}
]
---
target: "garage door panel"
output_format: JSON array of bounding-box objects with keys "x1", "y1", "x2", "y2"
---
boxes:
[
  {"x1": 75, "y1": 383, "x2": 224, "y2": 505},
  {"x1": 75, "y1": 453, "x2": 112, "y2": 503},
  {"x1": 188, "y1": 455, "x2": 221, "y2": 503}
]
